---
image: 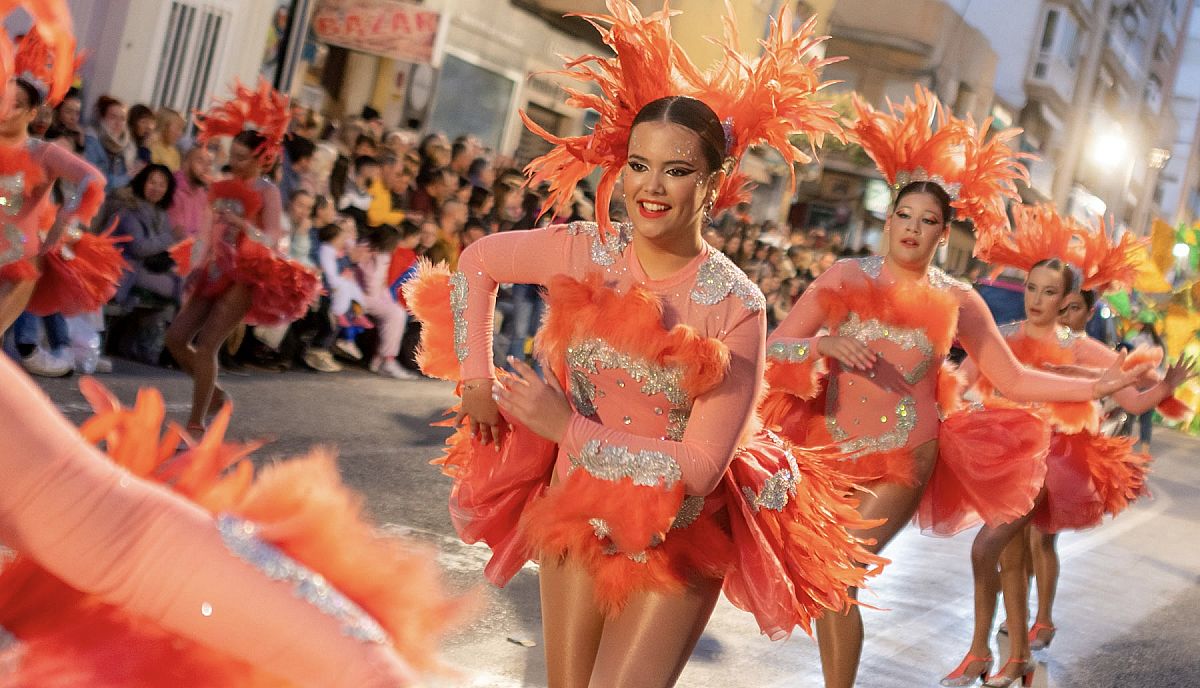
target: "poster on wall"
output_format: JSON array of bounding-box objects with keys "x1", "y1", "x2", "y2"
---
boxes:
[
  {"x1": 312, "y1": 0, "x2": 442, "y2": 64},
  {"x1": 260, "y1": 0, "x2": 314, "y2": 91}
]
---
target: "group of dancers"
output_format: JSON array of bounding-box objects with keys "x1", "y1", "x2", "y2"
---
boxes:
[{"x1": 0, "y1": 0, "x2": 1195, "y2": 686}]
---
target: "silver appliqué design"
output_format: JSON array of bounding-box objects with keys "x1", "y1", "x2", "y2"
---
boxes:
[
  {"x1": 217, "y1": 514, "x2": 388, "y2": 644},
  {"x1": 0, "y1": 224, "x2": 25, "y2": 269},
  {"x1": 927, "y1": 265, "x2": 972, "y2": 291},
  {"x1": 854, "y1": 255, "x2": 883, "y2": 278},
  {"x1": 565, "y1": 220, "x2": 633, "y2": 267},
  {"x1": 767, "y1": 340, "x2": 811, "y2": 363},
  {"x1": 571, "y1": 439, "x2": 681, "y2": 488},
  {"x1": 0, "y1": 172, "x2": 26, "y2": 216},
  {"x1": 893, "y1": 168, "x2": 963, "y2": 200},
  {"x1": 566, "y1": 338, "x2": 692, "y2": 440},
  {"x1": 691, "y1": 251, "x2": 765, "y2": 311},
  {"x1": 837, "y1": 312, "x2": 935, "y2": 384},
  {"x1": 825, "y1": 376, "x2": 918, "y2": 458},
  {"x1": 450, "y1": 271, "x2": 469, "y2": 362},
  {"x1": 741, "y1": 431, "x2": 802, "y2": 513}
]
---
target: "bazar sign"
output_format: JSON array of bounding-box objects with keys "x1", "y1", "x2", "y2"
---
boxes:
[{"x1": 312, "y1": 0, "x2": 441, "y2": 64}]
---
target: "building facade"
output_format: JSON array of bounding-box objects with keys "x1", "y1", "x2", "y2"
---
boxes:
[{"x1": 1159, "y1": 5, "x2": 1200, "y2": 226}]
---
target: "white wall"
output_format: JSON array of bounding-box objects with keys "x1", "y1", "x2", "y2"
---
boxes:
[
  {"x1": 959, "y1": 0, "x2": 1044, "y2": 110},
  {"x1": 1159, "y1": 7, "x2": 1200, "y2": 222}
]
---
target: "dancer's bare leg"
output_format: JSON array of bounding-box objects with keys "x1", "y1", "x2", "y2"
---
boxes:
[
  {"x1": 993, "y1": 531, "x2": 1033, "y2": 681},
  {"x1": 1029, "y1": 527, "x2": 1058, "y2": 636},
  {"x1": 165, "y1": 292, "x2": 215, "y2": 376},
  {"x1": 589, "y1": 575, "x2": 722, "y2": 688},
  {"x1": 816, "y1": 440, "x2": 938, "y2": 688},
  {"x1": 539, "y1": 555, "x2": 605, "y2": 688},
  {"x1": 0, "y1": 279, "x2": 37, "y2": 335},
  {"x1": 955, "y1": 501, "x2": 1040, "y2": 665},
  {"x1": 172, "y1": 285, "x2": 251, "y2": 430}
]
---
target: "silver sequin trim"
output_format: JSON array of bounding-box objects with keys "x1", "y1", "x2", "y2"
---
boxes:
[
  {"x1": 998, "y1": 322, "x2": 1021, "y2": 338},
  {"x1": 1055, "y1": 324, "x2": 1077, "y2": 348},
  {"x1": 60, "y1": 177, "x2": 86, "y2": 214},
  {"x1": 565, "y1": 220, "x2": 633, "y2": 267},
  {"x1": 672, "y1": 495, "x2": 706, "y2": 529},
  {"x1": 0, "y1": 172, "x2": 26, "y2": 216},
  {"x1": 893, "y1": 168, "x2": 963, "y2": 200},
  {"x1": 566, "y1": 338, "x2": 691, "y2": 441},
  {"x1": 572, "y1": 439, "x2": 681, "y2": 487},
  {"x1": 741, "y1": 434, "x2": 802, "y2": 513},
  {"x1": 838, "y1": 313, "x2": 935, "y2": 384},
  {"x1": 767, "y1": 340, "x2": 811, "y2": 363},
  {"x1": 690, "y1": 251, "x2": 766, "y2": 311},
  {"x1": 927, "y1": 265, "x2": 972, "y2": 291},
  {"x1": 825, "y1": 376, "x2": 918, "y2": 458},
  {"x1": 216, "y1": 514, "x2": 388, "y2": 644},
  {"x1": 450, "y1": 271, "x2": 469, "y2": 362},
  {"x1": 855, "y1": 255, "x2": 883, "y2": 278},
  {"x1": 0, "y1": 224, "x2": 24, "y2": 268}
]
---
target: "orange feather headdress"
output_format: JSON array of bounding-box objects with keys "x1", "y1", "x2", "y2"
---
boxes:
[
  {"x1": 849, "y1": 84, "x2": 1031, "y2": 241},
  {"x1": 3, "y1": 0, "x2": 76, "y2": 106},
  {"x1": 194, "y1": 78, "x2": 290, "y2": 166},
  {"x1": 976, "y1": 203, "x2": 1145, "y2": 292},
  {"x1": 521, "y1": 0, "x2": 846, "y2": 235}
]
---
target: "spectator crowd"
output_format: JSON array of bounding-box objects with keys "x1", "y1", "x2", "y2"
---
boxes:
[{"x1": 6, "y1": 91, "x2": 879, "y2": 381}]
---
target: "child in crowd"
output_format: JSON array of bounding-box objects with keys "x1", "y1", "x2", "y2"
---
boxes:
[
  {"x1": 316, "y1": 219, "x2": 371, "y2": 361},
  {"x1": 359, "y1": 222, "x2": 420, "y2": 380},
  {"x1": 337, "y1": 155, "x2": 380, "y2": 231}
]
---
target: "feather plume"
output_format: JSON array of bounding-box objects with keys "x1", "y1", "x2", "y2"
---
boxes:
[{"x1": 194, "y1": 78, "x2": 290, "y2": 166}]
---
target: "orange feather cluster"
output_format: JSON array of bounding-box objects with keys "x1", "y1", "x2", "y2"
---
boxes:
[
  {"x1": 195, "y1": 78, "x2": 290, "y2": 166},
  {"x1": 0, "y1": 0, "x2": 75, "y2": 106},
  {"x1": 978, "y1": 203, "x2": 1145, "y2": 291},
  {"x1": 849, "y1": 85, "x2": 1031, "y2": 239},
  {"x1": 521, "y1": 0, "x2": 845, "y2": 235}
]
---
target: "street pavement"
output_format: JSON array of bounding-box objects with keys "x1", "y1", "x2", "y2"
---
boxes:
[{"x1": 34, "y1": 359, "x2": 1200, "y2": 688}]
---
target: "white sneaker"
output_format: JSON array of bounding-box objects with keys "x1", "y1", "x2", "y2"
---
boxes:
[
  {"x1": 21, "y1": 347, "x2": 72, "y2": 378},
  {"x1": 92, "y1": 356, "x2": 114, "y2": 374},
  {"x1": 378, "y1": 359, "x2": 418, "y2": 380},
  {"x1": 334, "y1": 338, "x2": 363, "y2": 361}
]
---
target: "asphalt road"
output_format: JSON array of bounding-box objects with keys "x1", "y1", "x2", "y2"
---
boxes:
[{"x1": 34, "y1": 360, "x2": 1200, "y2": 687}]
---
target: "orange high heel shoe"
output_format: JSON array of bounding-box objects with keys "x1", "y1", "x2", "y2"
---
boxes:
[
  {"x1": 983, "y1": 658, "x2": 1034, "y2": 687},
  {"x1": 1028, "y1": 621, "x2": 1056, "y2": 650},
  {"x1": 940, "y1": 653, "x2": 994, "y2": 686}
]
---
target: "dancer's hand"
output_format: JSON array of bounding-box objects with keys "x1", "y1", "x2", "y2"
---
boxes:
[
  {"x1": 817, "y1": 335, "x2": 877, "y2": 371},
  {"x1": 459, "y1": 379, "x2": 506, "y2": 449},
  {"x1": 1092, "y1": 351, "x2": 1154, "y2": 398},
  {"x1": 1164, "y1": 355, "x2": 1198, "y2": 390},
  {"x1": 493, "y1": 357, "x2": 572, "y2": 443}
]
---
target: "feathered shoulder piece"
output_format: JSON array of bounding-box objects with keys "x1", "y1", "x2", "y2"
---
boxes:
[
  {"x1": 195, "y1": 78, "x2": 290, "y2": 166},
  {"x1": 210, "y1": 178, "x2": 264, "y2": 222},
  {"x1": 0, "y1": 1, "x2": 77, "y2": 108},
  {"x1": 521, "y1": 0, "x2": 845, "y2": 235},
  {"x1": 849, "y1": 84, "x2": 1030, "y2": 240},
  {"x1": 977, "y1": 203, "x2": 1145, "y2": 291}
]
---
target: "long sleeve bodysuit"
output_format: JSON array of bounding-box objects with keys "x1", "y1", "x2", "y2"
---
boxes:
[
  {"x1": 765, "y1": 256, "x2": 1098, "y2": 485},
  {"x1": 0, "y1": 356, "x2": 413, "y2": 687},
  {"x1": 456, "y1": 221, "x2": 766, "y2": 497}
]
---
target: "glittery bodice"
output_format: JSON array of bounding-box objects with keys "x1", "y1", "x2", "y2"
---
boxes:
[{"x1": 566, "y1": 337, "x2": 693, "y2": 442}]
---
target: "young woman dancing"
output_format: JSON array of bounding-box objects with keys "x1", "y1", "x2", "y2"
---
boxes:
[
  {"x1": 166, "y1": 80, "x2": 318, "y2": 433},
  {"x1": 405, "y1": 4, "x2": 883, "y2": 686},
  {"x1": 0, "y1": 13, "x2": 112, "y2": 333},
  {"x1": 945, "y1": 206, "x2": 1197, "y2": 686},
  {"x1": 759, "y1": 88, "x2": 1152, "y2": 688}
]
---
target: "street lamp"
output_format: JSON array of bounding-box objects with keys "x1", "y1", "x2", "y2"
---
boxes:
[
  {"x1": 1087, "y1": 124, "x2": 1132, "y2": 172},
  {"x1": 1173, "y1": 242, "x2": 1191, "y2": 259}
]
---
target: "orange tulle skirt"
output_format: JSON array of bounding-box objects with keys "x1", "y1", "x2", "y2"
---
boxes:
[
  {"x1": 1032, "y1": 431, "x2": 1150, "y2": 533},
  {"x1": 719, "y1": 433, "x2": 885, "y2": 638},
  {"x1": 0, "y1": 380, "x2": 468, "y2": 687},
  {"x1": 175, "y1": 235, "x2": 319, "y2": 327},
  {"x1": 26, "y1": 233, "x2": 128, "y2": 317},
  {"x1": 915, "y1": 405, "x2": 1051, "y2": 536}
]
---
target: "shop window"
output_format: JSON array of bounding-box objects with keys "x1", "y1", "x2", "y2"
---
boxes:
[
  {"x1": 426, "y1": 53, "x2": 516, "y2": 152},
  {"x1": 151, "y1": 2, "x2": 230, "y2": 115}
]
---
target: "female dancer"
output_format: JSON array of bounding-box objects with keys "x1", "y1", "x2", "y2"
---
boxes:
[
  {"x1": 166, "y1": 79, "x2": 318, "y2": 433},
  {"x1": 945, "y1": 206, "x2": 1197, "y2": 685},
  {"x1": 760, "y1": 88, "x2": 1152, "y2": 688},
  {"x1": 406, "y1": 4, "x2": 881, "y2": 686},
  {"x1": 0, "y1": 354, "x2": 464, "y2": 686},
  {"x1": 0, "y1": 15, "x2": 109, "y2": 333}
]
